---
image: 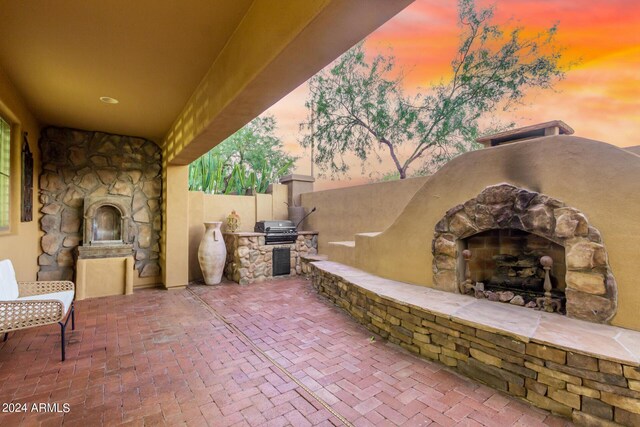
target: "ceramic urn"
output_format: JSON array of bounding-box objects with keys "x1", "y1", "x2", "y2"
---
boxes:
[{"x1": 198, "y1": 221, "x2": 226, "y2": 285}]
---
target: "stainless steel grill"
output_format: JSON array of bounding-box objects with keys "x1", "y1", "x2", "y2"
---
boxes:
[{"x1": 254, "y1": 220, "x2": 298, "y2": 245}]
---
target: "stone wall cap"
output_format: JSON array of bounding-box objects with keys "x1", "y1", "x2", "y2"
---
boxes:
[
  {"x1": 301, "y1": 254, "x2": 328, "y2": 261},
  {"x1": 311, "y1": 260, "x2": 640, "y2": 366},
  {"x1": 298, "y1": 230, "x2": 319, "y2": 235},
  {"x1": 223, "y1": 231, "x2": 265, "y2": 237},
  {"x1": 279, "y1": 174, "x2": 315, "y2": 183}
]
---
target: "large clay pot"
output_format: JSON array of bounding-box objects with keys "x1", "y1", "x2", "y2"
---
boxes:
[{"x1": 198, "y1": 221, "x2": 226, "y2": 285}]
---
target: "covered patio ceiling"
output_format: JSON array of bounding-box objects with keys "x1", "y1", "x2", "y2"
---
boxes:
[
  {"x1": 0, "y1": 0, "x2": 253, "y2": 141},
  {"x1": 0, "y1": 0, "x2": 414, "y2": 164}
]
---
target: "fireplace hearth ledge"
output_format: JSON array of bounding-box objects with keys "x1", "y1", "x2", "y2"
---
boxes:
[
  {"x1": 311, "y1": 260, "x2": 639, "y2": 364},
  {"x1": 310, "y1": 260, "x2": 640, "y2": 424}
]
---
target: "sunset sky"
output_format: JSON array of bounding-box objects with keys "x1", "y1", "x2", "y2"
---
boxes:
[{"x1": 263, "y1": 0, "x2": 640, "y2": 190}]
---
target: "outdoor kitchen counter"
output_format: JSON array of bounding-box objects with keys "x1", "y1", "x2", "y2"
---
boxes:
[
  {"x1": 223, "y1": 231, "x2": 264, "y2": 237},
  {"x1": 222, "y1": 231, "x2": 318, "y2": 285}
]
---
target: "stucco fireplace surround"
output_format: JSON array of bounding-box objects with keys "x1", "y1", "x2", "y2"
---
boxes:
[{"x1": 308, "y1": 122, "x2": 640, "y2": 425}]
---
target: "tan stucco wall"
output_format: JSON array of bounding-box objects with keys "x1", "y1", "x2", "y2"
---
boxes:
[
  {"x1": 188, "y1": 186, "x2": 288, "y2": 281},
  {"x1": 76, "y1": 256, "x2": 134, "y2": 300},
  {"x1": 352, "y1": 136, "x2": 640, "y2": 330},
  {"x1": 163, "y1": 0, "x2": 329, "y2": 164},
  {"x1": 256, "y1": 193, "x2": 276, "y2": 223},
  {"x1": 300, "y1": 176, "x2": 428, "y2": 254},
  {"x1": 161, "y1": 165, "x2": 189, "y2": 288},
  {"x1": 0, "y1": 66, "x2": 41, "y2": 281},
  {"x1": 271, "y1": 184, "x2": 288, "y2": 220},
  {"x1": 625, "y1": 145, "x2": 640, "y2": 155}
]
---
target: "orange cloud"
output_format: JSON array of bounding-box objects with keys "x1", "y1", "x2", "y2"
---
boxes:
[{"x1": 264, "y1": 0, "x2": 640, "y2": 190}]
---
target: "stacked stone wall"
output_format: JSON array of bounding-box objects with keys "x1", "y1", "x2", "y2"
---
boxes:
[
  {"x1": 38, "y1": 127, "x2": 162, "y2": 281},
  {"x1": 311, "y1": 264, "x2": 640, "y2": 426}
]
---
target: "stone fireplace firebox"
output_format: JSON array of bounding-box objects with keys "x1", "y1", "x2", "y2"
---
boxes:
[
  {"x1": 78, "y1": 195, "x2": 134, "y2": 259},
  {"x1": 432, "y1": 183, "x2": 617, "y2": 323},
  {"x1": 462, "y1": 228, "x2": 567, "y2": 311}
]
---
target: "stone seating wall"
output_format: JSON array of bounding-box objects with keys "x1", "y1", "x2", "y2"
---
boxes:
[{"x1": 309, "y1": 263, "x2": 640, "y2": 426}]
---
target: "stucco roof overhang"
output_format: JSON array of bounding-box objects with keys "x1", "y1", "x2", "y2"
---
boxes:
[{"x1": 0, "y1": 0, "x2": 414, "y2": 164}]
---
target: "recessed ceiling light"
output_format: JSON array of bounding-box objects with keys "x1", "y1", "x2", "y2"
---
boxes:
[{"x1": 100, "y1": 96, "x2": 119, "y2": 104}]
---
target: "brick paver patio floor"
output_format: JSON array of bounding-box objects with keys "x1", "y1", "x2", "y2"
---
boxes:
[{"x1": 0, "y1": 277, "x2": 571, "y2": 426}]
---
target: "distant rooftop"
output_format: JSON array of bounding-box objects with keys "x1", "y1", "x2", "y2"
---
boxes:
[{"x1": 477, "y1": 120, "x2": 574, "y2": 147}]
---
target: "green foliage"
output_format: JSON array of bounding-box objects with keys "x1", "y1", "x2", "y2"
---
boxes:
[
  {"x1": 188, "y1": 151, "x2": 225, "y2": 194},
  {"x1": 189, "y1": 115, "x2": 297, "y2": 194},
  {"x1": 300, "y1": 0, "x2": 567, "y2": 179},
  {"x1": 374, "y1": 170, "x2": 402, "y2": 183}
]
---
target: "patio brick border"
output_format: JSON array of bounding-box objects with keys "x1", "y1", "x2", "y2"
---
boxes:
[{"x1": 308, "y1": 263, "x2": 640, "y2": 426}]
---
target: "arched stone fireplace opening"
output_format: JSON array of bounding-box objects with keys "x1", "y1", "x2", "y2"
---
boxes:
[
  {"x1": 78, "y1": 195, "x2": 133, "y2": 258},
  {"x1": 432, "y1": 183, "x2": 617, "y2": 323},
  {"x1": 91, "y1": 205, "x2": 123, "y2": 244}
]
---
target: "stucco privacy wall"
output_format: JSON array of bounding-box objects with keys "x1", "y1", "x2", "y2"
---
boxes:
[
  {"x1": 353, "y1": 136, "x2": 640, "y2": 330},
  {"x1": 625, "y1": 145, "x2": 640, "y2": 155},
  {"x1": 187, "y1": 187, "x2": 287, "y2": 282},
  {"x1": 300, "y1": 176, "x2": 428, "y2": 253},
  {"x1": 0, "y1": 67, "x2": 41, "y2": 281}
]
